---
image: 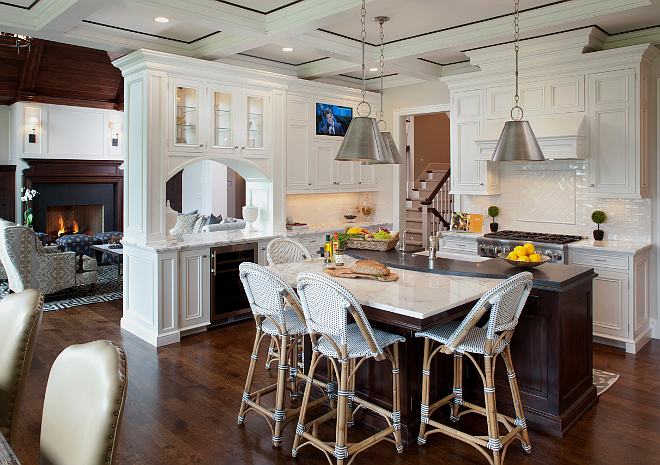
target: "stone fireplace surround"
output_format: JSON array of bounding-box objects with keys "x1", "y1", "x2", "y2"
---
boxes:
[{"x1": 22, "y1": 159, "x2": 123, "y2": 237}]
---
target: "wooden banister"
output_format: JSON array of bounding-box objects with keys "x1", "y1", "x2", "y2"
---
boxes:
[{"x1": 420, "y1": 168, "x2": 450, "y2": 206}]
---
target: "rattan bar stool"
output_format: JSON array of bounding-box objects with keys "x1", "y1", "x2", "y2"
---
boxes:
[
  {"x1": 238, "y1": 262, "x2": 325, "y2": 447},
  {"x1": 264, "y1": 237, "x2": 312, "y2": 370},
  {"x1": 415, "y1": 272, "x2": 534, "y2": 465},
  {"x1": 293, "y1": 272, "x2": 405, "y2": 465}
]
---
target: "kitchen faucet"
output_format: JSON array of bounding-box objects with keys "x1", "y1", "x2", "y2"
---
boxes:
[{"x1": 399, "y1": 229, "x2": 414, "y2": 253}]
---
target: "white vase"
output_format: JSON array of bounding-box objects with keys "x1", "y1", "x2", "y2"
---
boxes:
[{"x1": 242, "y1": 193, "x2": 258, "y2": 232}]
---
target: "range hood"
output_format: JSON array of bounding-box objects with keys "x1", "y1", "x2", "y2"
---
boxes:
[{"x1": 475, "y1": 115, "x2": 587, "y2": 160}]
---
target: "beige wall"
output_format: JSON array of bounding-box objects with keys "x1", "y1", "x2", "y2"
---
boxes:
[
  {"x1": 412, "y1": 113, "x2": 450, "y2": 181},
  {"x1": 382, "y1": 80, "x2": 450, "y2": 129}
]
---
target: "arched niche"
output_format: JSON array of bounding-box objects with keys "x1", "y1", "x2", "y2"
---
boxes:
[{"x1": 167, "y1": 154, "x2": 271, "y2": 183}]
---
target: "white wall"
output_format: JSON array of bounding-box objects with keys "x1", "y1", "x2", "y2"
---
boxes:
[
  {"x1": 181, "y1": 160, "x2": 230, "y2": 217},
  {"x1": 382, "y1": 81, "x2": 451, "y2": 130},
  {"x1": 181, "y1": 161, "x2": 205, "y2": 214},
  {"x1": 0, "y1": 106, "x2": 9, "y2": 165}
]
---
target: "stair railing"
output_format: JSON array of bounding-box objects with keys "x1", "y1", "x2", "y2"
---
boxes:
[{"x1": 419, "y1": 168, "x2": 452, "y2": 251}]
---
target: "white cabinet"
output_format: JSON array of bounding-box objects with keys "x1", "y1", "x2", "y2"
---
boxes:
[
  {"x1": 169, "y1": 78, "x2": 204, "y2": 153},
  {"x1": 179, "y1": 247, "x2": 211, "y2": 331},
  {"x1": 241, "y1": 88, "x2": 271, "y2": 156},
  {"x1": 258, "y1": 240, "x2": 272, "y2": 265},
  {"x1": 569, "y1": 246, "x2": 651, "y2": 353},
  {"x1": 450, "y1": 89, "x2": 500, "y2": 195},
  {"x1": 357, "y1": 164, "x2": 377, "y2": 189},
  {"x1": 287, "y1": 122, "x2": 312, "y2": 191},
  {"x1": 207, "y1": 83, "x2": 240, "y2": 154},
  {"x1": 440, "y1": 234, "x2": 479, "y2": 255},
  {"x1": 296, "y1": 139, "x2": 365, "y2": 192}
]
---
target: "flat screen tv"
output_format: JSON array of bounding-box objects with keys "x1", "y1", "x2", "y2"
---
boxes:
[{"x1": 316, "y1": 103, "x2": 352, "y2": 137}]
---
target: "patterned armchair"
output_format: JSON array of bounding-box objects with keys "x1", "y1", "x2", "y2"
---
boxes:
[{"x1": 0, "y1": 220, "x2": 97, "y2": 295}]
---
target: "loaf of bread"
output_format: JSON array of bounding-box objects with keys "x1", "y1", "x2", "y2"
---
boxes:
[{"x1": 350, "y1": 259, "x2": 390, "y2": 276}]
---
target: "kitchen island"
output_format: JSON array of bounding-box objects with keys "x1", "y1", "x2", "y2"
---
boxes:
[{"x1": 268, "y1": 250, "x2": 597, "y2": 442}]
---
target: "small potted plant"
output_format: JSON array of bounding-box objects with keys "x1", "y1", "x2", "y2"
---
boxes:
[
  {"x1": 591, "y1": 210, "x2": 606, "y2": 241},
  {"x1": 488, "y1": 206, "x2": 500, "y2": 232},
  {"x1": 20, "y1": 187, "x2": 39, "y2": 229}
]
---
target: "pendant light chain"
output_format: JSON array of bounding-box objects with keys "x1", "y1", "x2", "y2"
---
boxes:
[
  {"x1": 378, "y1": 18, "x2": 386, "y2": 129},
  {"x1": 357, "y1": 0, "x2": 370, "y2": 116},
  {"x1": 512, "y1": 0, "x2": 522, "y2": 121}
]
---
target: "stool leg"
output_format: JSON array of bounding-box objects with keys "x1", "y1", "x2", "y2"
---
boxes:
[
  {"x1": 451, "y1": 353, "x2": 463, "y2": 421},
  {"x1": 503, "y1": 346, "x2": 531, "y2": 453},
  {"x1": 292, "y1": 349, "x2": 320, "y2": 457},
  {"x1": 347, "y1": 358, "x2": 356, "y2": 427},
  {"x1": 334, "y1": 358, "x2": 349, "y2": 465},
  {"x1": 391, "y1": 343, "x2": 403, "y2": 453},
  {"x1": 289, "y1": 335, "x2": 299, "y2": 399},
  {"x1": 265, "y1": 337, "x2": 276, "y2": 369},
  {"x1": 484, "y1": 353, "x2": 502, "y2": 465},
  {"x1": 418, "y1": 337, "x2": 431, "y2": 445},
  {"x1": 238, "y1": 326, "x2": 262, "y2": 425},
  {"x1": 272, "y1": 334, "x2": 288, "y2": 447}
]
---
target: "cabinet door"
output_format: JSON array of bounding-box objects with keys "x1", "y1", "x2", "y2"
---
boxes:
[
  {"x1": 334, "y1": 156, "x2": 355, "y2": 188},
  {"x1": 357, "y1": 164, "x2": 377, "y2": 188},
  {"x1": 587, "y1": 69, "x2": 636, "y2": 196},
  {"x1": 287, "y1": 123, "x2": 312, "y2": 191},
  {"x1": 207, "y1": 84, "x2": 239, "y2": 154},
  {"x1": 179, "y1": 248, "x2": 211, "y2": 330},
  {"x1": 169, "y1": 78, "x2": 204, "y2": 153},
  {"x1": 313, "y1": 142, "x2": 336, "y2": 189},
  {"x1": 241, "y1": 88, "x2": 271, "y2": 156},
  {"x1": 592, "y1": 268, "x2": 628, "y2": 338}
]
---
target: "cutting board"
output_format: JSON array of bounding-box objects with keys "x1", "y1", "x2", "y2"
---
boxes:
[{"x1": 323, "y1": 267, "x2": 399, "y2": 282}]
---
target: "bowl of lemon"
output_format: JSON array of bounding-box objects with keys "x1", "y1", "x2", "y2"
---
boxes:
[{"x1": 498, "y1": 243, "x2": 551, "y2": 268}]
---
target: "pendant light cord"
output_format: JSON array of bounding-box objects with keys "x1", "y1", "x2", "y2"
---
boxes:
[{"x1": 512, "y1": 0, "x2": 523, "y2": 121}]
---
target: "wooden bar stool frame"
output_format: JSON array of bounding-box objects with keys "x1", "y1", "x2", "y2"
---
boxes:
[
  {"x1": 294, "y1": 272, "x2": 405, "y2": 465},
  {"x1": 238, "y1": 263, "x2": 327, "y2": 447},
  {"x1": 416, "y1": 272, "x2": 534, "y2": 465}
]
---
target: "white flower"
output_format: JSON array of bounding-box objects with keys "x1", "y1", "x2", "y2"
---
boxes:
[{"x1": 21, "y1": 195, "x2": 28, "y2": 202}]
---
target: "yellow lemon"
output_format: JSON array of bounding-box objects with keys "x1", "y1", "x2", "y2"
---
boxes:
[
  {"x1": 517, "y1": 255, "x2": 530, "y2": 262},
  {"x1": 514, "y1": 245, "x2": 528, "y2": 256},
  {"x1": 529, "y1": 253, "x2": 542, "y2": 262},
  {"x1": 507, "y1": 252, "x2": 519, "y2": 260},
  {"x1": 524, "y1": 243, "x2": 535, "y2": 255}
]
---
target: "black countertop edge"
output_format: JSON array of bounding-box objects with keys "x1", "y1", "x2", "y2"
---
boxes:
[{"x1": 346, "y1": 249, "x2": 596, "y2": 292}]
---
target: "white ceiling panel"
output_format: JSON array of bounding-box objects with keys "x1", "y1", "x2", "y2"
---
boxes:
[
  {"x1": 2, "y1": 0, "x2": 35, "y2": 8},
  {"x1": 215, "y1": 0, "x2": 305, "y2": 14},
  {"x1": 242, "y1": 43, "x2": 325, "y2": 65}
]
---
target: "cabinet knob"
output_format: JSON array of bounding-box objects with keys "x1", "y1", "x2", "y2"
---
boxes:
[
  {"x1": 358, "y1": 181, "x2": 362, "y2": 184},
  {"x1": 203, "y1": 255, "x2": 207, "y2": 258},
  {"x1": 479, "y1": 182, "x2": 484, "y2": 185},
  {"x1": 234, "y1": 146, "x2": 238, "y2": 149},
  {"x1": 242, "y1": 146, "x2": 246, "y2": 150},
  {"x1": 200, "y1": 144, "x2": 204, "y2": 147},
  {"x1": 590, "y1": 184, "x2": 595, "y2": 187},
  {"x1": 308, "y1": 182, "x2": 312, "y2": 185}
]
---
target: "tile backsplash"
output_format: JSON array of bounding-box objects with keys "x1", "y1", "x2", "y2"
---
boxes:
[
  {"x1": 462, "y1": 160, "x2": 651, "y2": 242},
  {"x1": 286, "y1": 192, "x2": 381, "y2": 225}
]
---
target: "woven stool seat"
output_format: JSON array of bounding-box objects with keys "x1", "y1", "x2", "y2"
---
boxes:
[
  {"x1": 416, "y1": 320, "x2": 507, "y2": 355},
  {"x1": 261, "y1": 308, "x2": 307, "y2": 336},
  {"x1": 316, "y1": 323, "x2": 405, "y2": 360}
]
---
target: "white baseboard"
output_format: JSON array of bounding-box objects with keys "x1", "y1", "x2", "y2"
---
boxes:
[{"x1": 651, "y1": 318, "x2": 659, "y2": 340}]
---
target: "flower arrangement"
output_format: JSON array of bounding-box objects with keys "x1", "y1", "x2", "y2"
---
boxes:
[{"x1": 21, "y1": 187, "x2": 39, "y2": 228}]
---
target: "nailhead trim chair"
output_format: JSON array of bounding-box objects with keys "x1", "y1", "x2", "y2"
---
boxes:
[
  {"x1": 40, "y1": 340, "x2": 127, "y2": 465},
  {"x1": 293, "y1": 272, "x2": 405, "y2": 464},
  {"x1": 415, "y1": 272, "x2": 534, "y2": 465},
  {"x1": 237, "y1": 262, "x2": 316, "y2": 447},
  {"x1": 0, "y1": 289, "x2": 44, "y2": 447}
]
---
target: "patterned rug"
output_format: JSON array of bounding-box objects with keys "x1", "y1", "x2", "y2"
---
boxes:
[
  {"x1": 0, "y1": 263, "x2": 122, "y2": 311},
  {"x1": 594, "y1": 369, "x2": 619, "y2": 396}
]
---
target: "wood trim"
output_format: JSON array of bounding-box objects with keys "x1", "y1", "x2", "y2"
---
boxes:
[
  {"x1": 22, "y1": 159, "x2": 124, "y2": 232},
  {"x1": 18, "y1": 95, "x2": 119, "y2": 109},
  {"x1": 14, "y1": 38, "x2": 44, "y2": 103}
]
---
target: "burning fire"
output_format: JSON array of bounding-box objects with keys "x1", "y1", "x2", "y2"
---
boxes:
[
  {"x1": 73, "y1": 220, "x2": 79, "y2": 233},
  {"x1": 57, "y1": 215, "x2": 79, "y2": 236}
]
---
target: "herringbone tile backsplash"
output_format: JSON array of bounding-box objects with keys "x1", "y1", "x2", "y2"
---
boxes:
[{"x1": 463, "y1": 160, "x2": 651, "y2": 242}]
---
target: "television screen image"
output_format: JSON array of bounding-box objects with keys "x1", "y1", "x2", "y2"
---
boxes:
[{"x1": 316, "y1": 103, "x2": 352, "y2": 136}]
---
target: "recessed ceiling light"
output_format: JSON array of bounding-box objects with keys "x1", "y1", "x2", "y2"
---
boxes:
[
  {"x1": 369, "y1": 67, "x2": 379, "y2": 71},
  {"x1": 282, "y1": 47, "x2": 294, "y2": 52},
  {"x1": 154, "y1": 17, "x2": 170, "y2": 23}
]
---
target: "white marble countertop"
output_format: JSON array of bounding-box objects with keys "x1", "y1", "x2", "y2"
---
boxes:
[
  {"x1": 267, "y1": 256, "x2": 503, "y2": 320},
  {"x1": 567, "y1": 239, "x2": 651, "y2": 253},
  {"x1": 123, "y1": 221, "x2": 389, "y2": 252}
]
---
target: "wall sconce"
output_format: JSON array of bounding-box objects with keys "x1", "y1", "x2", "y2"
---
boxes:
[
  {"x1": 108, "y1": 122, "x2": 120, "y2": 146},
  {"x1": 28, "y1": 116, "x2": 38, "y2": 143}
]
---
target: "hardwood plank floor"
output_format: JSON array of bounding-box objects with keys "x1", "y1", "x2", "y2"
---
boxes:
[{"x1": 9, "y1": 300, "x2": 660, "y2": 464}]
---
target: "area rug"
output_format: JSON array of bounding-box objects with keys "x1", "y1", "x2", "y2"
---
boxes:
[
  {"x1": 0, "y1": 263, "x2": 122, "y2": 311},
  {"x1": 593, "y1": 369, "x2": 619, "y2": 396}
]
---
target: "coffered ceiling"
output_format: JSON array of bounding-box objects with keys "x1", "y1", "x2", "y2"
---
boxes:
[{"x1": 2, "y1": 0, "x2": 660, "y2": 91}]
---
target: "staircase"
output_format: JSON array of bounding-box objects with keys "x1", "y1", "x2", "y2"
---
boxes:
[{"x1": 405, "y1": 169, "x2": 453, "y2": 247}]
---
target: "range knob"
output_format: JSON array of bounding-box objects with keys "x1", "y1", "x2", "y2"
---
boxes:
[
  {"x1": 503, "y1": 247, "x2": 510, "y2": 254},
  {"x1": 544, "y1": 251, "x2": 553, "y2": 258},
  {"x1": 479, "y1": 244, "x2": 486, "y2": 252},
  {"x1": 486, "y1": 245, "x2": 494, "y2": 255},
  {"x1": 554, "y1": 252, "x2": 563, "y2": 261},
  {"x1": 494, "y1": 246, "x2": 502, "y2": 254}
]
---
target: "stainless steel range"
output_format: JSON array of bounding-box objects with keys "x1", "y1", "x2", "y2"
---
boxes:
[{"x1": 476, "y1": 230, "x2": 583, "y2": 264}]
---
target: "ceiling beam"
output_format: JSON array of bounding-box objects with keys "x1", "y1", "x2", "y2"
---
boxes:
[
  {"x1": 112, "y1": 78, "x2": 123, "y2": 111},
  {"x1": 14, "y1": 38, "x2": 44, "y2": 103}
]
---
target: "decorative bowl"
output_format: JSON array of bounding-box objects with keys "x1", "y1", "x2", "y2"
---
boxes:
[{"x1": 498, "y1": 252, "x2": 551, "y2": 268}]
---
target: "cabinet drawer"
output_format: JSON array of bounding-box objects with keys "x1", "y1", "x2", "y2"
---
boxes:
[
  {"x1": 443, "y1": 240, "x2": 477, "y2": 255},
  {"x1": 571, "y1": 252, "x2": 628, "y2": 270}
]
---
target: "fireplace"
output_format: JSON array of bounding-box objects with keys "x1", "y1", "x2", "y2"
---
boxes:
[{"x1": 22, "y1": 159, "x2": 123, "y2": 236}]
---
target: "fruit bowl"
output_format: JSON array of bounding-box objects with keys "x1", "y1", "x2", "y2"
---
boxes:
[{"x1": 498, "y1": 252, "x2": 551, "y2": 268}]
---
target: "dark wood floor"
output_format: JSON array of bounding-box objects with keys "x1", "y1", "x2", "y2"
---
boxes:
[{"x1": 10, "y1": 300, "x2": 660, "y2": 464}]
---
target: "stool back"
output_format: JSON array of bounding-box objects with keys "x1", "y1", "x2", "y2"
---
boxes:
[
  {"x1": 266, "y1": 238, "x2": 311, "y2": 266},
  {"x1": 239, "y1": 262, "x2": 304, "y2": 332},
  {"x1": 446, "y1": 272, "x2": 533, "y2": 351},
  {"x1": 296, "y1": 272, "x2": 381, "y2": 357}
]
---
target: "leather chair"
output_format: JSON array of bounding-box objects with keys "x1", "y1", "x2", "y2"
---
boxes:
[
  {"x1": 0, "y1": 289, "x2": 44, "y2": 447},
  {"x1": 0, "y1": 219, "x2": 97, "y2": 295},
  {"x1": 40, "y1": 340, "x2": 127, "y2": 465}
]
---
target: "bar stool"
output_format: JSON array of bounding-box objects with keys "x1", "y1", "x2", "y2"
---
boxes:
[
  {"x1": 264, "y1": 237, "x2": 312, "y2": 370},
  {"x1": 415, "y1": 272, "x2": 533, "y2": 465},
  {"x1": 238, "y1": 262, "x2": 315, "y2": 447},
  {"x1": 293, "y1": 272, "x2": 405, "y2": 464}
]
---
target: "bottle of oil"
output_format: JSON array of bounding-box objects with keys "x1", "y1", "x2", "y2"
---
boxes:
[
  {"x1": 324, "y1": 234, "x2": 332, "y2": 263},
  {"x1": 332, "y1": 232, "x2": 339, "y2": 262}
]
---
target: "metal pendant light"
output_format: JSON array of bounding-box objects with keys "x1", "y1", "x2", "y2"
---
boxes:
[
  {"x1": 363, "y1": 16, "x2": 403, "y2": 165},
  {"x1": 0, "y1": 31, "x2": 32, "y2": 54},
  {"x1": 491, "y1": 0, "x2": 544, "y2": 162},
  {"x1": 335, "y1": 0, "x2": 389, "y2": 163}
]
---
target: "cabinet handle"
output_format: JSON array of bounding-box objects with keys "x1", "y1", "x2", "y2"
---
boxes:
[
  {"x1": 590, "y1": 184, "x2": 595, "y2": 187},
  {"x1": 594, "y1": 258, "x2": 606, "y2": 262}
]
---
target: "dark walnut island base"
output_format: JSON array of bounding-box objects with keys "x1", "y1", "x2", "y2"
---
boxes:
[{"x1": 306, "y1": 249, "x2": 598, "y2": 443}]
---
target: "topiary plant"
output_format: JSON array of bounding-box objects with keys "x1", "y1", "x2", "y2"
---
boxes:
[
  {"x1": 488, "y1": 206, "x2": 500, "y2": 222},
  {"x1": 591, "y1": 210, "x2": 606, "y2": 230}
]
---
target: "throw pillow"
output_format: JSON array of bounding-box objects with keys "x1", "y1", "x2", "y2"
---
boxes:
[
  {"x1": 185, "y1": 209, "x2": 198, "y2": 215},
  {"x1": 170, "y1": 213, "x2": 198, "y2": 235},
  {"x1": 193, "y1": 215, "x2": 209, "y2": 233},
  {"x1": 206, "y1": 213, "x2": 222, "y2": 225}
]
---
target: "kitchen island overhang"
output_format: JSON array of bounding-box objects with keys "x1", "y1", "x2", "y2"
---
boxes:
[{"x1": 267, "y1": 251, "x2": 597, "y2": 442}]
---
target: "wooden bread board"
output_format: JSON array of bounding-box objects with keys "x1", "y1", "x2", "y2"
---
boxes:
[{"x1": 323, "y1": 267, "x2": 398, "y2": 282}]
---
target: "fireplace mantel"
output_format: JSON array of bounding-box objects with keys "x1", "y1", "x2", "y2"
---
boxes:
[{"x1": 22, "y1": 159, "x2": 124, "y2": 233}]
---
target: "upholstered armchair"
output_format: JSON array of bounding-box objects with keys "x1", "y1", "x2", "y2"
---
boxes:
[{"x1": 0, "y1": 219, "x2": 97, "y2": 295}]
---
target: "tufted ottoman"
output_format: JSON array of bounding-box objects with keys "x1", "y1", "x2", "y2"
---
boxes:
[
  {"x1": 56, "y1": 234, "x2": 102, "y2": 259},
  {"x1": 93, "y1": 231, "x2": 123, "y2": 264}
]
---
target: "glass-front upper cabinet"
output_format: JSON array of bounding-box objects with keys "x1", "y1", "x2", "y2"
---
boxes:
[
  {"x1": 207, "y1": 84, "x2": 239, "y2": 154},
  {"x1": 241, "y1": 89, "x2": 271, "y2": 155},
  {"x1": 169, "y1": 78, "x2": 204, "y2": 153}
]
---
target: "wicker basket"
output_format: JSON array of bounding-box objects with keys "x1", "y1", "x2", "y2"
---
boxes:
[{"x1": 345, "y1": 231, "x2": 400, "y2": 251}]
